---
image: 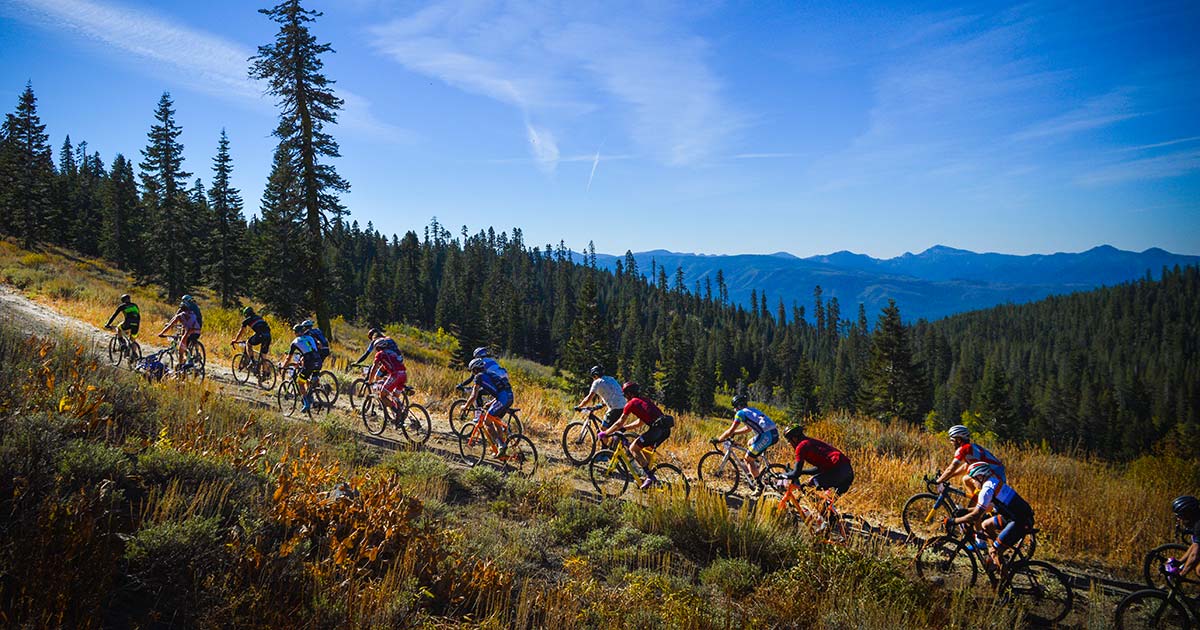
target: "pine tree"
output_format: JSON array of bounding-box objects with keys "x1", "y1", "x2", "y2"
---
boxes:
[
  {"x1": 100, "y1": 154, "x2": 145, "y2": 271},
  {"x1": 0, "y1": 83, "x2": 55, "y2": 246},
  {"x1": 205, "y1": 130, "x2": 250, "y2": 306},
  {"x1": 252, "y1": 145, "x2": 305, "y2": 319},
  {"x1": 860, "y1": 299, "x2": 926, "y2": 424},
  {"x1": 688, "y1": 345, "x2": 716, "y2": 413},
  {"x1": 70, "y1": 141, "x2": 104, "y2": 254},
  {"x1": 360, "y1": 261, "x2": 390, "y2": 326},
  {"x1": 562, "y1": 273, "x2": 612, "y2": 377},
  {"x1": 251, "y1": 0, "x2": 351, "y2": 333},
  {"x1": 659, "y1": 315, "x2": 692, "y2": 410},
  {"x1": 139, "y1": 92, "x2": 192, "y2": 298}
]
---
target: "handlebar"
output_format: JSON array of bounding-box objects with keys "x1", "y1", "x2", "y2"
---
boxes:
[{"x1": 576, "y1": 404, "x2": 604, "y2": 412}]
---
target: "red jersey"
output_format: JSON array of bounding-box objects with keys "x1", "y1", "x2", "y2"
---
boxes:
[
  {"x1": 794, "y1": 437, "x2": 845, "y2": 471},
  {"x1": 622, "y1": 397, "x2": 663, "y2": 424},
  {"x1": 374, "y1": 350, "x2": 406, "y2": 375}
]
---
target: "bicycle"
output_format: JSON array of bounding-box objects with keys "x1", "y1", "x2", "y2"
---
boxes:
[
  {"x1": 915, "y1": 521, "x2": 1073, "y2": 625},
  {"x1": 449, "y1": 385, "x2": 524, "y2": 436},
  {"x1": 276, "y1": 364, "x2": 330, "y2": 418},
  {"x1": 347, "y1": 364, "x2": 372, "y2": 410},
  {"x1": 1115, "y1": 568, "x2": 1199, "y2": 629},
  {"x1": 763, "y1": 472, "x2": 852, "y2": 543},
  {"x1": 132, "y1": 349, "x2": 170, "y2": 383},
  {"x1": 903, "y1": 473, "x2": 1037, "y2": 558},
  {"x1": 560, "y1": 404, "x2": 612, "y2": 465},
  {"x1": 158, "y1": 329, "x2": 206, "y2": 381},
  {"x1": 456, "y1": 407, "x2": 538, "y2": 477},
  {"x1": 360, "y1": 383, "x2": 432, "y2": 445},
  {"x1": 1143, "y1": 525, "x2": 1200, "y2": 595},
  {"x1": 231, "y1": 341, "x2": 277, "y2": 390},
  {"x1": 588, "y1": 431, "x2": 689, "y2": 499},
  {"x1": 311, "y1": 367, "x2": 340, "y2": 407},
  {"x1": 103, "y1": 325, "x2": 141, "y2": 368},
  {"x1": 697, "y1": 438, "x2": 788, "y2": 497}
]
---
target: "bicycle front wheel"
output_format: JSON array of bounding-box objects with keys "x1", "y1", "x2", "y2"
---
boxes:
[
  {"x1": 650, "y1": 463, "x2": 689, "y2": 498},
  {"x1": 108, "y1": 336, "x2": 124, "y2": 367},
  {"x1": 999, "y1": 560, "x2": 1074, "y2": 625},
  {"x1": 457, "y1": 421, "x2": 486, "y2": 464},
  {"x1": 361, "y1": 395, "x2": 387, "y2": 435},
  {"x1": 902, "y1": 493, "x2": 955, "y2": 542},
  {"x1": 1114, "y1": 588, "x2": 1190, "y2": 630},
  {"x1": 561, "y1": 420, "x2": 597, "y2": 465},
  {"x1": 399, "y1": 402, "x2": 432, "y2": 446},
  {"x1": 506, "y1": 411, "x2": 524, "y2": 436},
  {"x1": 277, "y1": 380, "x2": 302, "y2": 416},
  {"x1": 1143, "y1": 543, "x2": 1189, "y2": 591},
  {"x1": 589, "y1": 449, "x2": 632, "y2": 498},
  {"x1": 316, "y1": 370, "x2": 340, "y2": 407},
  {"x1": 696, "y1": 450, "x2": 739, "y2": 496},
  {"x1": 500, "y1": 434, "x2": 538, "y2": 477},
  {"x1": 348, "y1": 378, "x2": 368, "y2": 410},
  {"x1": 255, "y1": 359, "x2": 277, "y2": 390},
  {"x1": 915, "y1": 535, "x2": 979, "y2": 590},
  {"x1": 448, "y1": 398, "x2": 470, "y2": 436},
  {"x1": 232, "y1": 352, "x2": 251, "y2": 384},
  {"x1": 189, "y1": 341, "x2": 206, "y2": 369}
]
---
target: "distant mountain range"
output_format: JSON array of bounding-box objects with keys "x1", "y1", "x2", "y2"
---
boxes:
[{"x1": 584, "y1": 245, "x2": 1200, "y2": 322}]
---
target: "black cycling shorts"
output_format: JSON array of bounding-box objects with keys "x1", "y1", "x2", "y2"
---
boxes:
[
  {"x1": 299, "y1": 353, "x2": 320, "y2": 378},
  {"x1": 602, "y1": 408, "x2": 623, "y2": 429},
  {"x1": 186, "y1": 332, "x2": 201, "y2": 344},
  {"x1": 120, "y1": 322, "x2": 139, "y2": 336},
  {"x1": 812, "y1": 459, "x2": 854, "y2": 495},
  {"x1": 248, "y1": 332, "x2": 271, "y2": 355},
  {"x1": 637, "y1": 417, "x2": 673, "y2": 449}
]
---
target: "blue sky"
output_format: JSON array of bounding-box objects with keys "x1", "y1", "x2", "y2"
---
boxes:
[{"x1": 1, "y1": 0, "x2": 1198, "y2": 257}]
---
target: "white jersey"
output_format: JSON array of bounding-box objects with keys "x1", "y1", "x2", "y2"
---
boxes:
[{"x1": 589, "y1": 376, "x2": 626, "y2": 410}]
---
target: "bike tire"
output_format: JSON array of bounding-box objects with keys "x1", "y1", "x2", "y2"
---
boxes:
[
  {"x1": 561, "y1": 420, "x2": 597, "y2": 465},
  {"x1": 316, "y1": 370, "x2": 340, "y2": 407},
  {"x1": 1114, "y1": 588, "x2": 1191, "y2": 630},
  {"x1": 589, "y1": 449, "x2": 632, "y2": 498},
  {"x1": 255, "y1": 359, "x2": 277, "y2": 391},
  {"x1": 448, "y1": 398, "x2": 469, "y2": 436},
  {"x1": 457, "y1": 421, "x2": 485, "y2": 464},
  {"x1": 500, "y1": 434, "x2": 538, "y2": 478},
  {"x1": 506, "y1": 411, "x2": 523, "y2": 436},
  {"x1": 108, "y1": 336, "x2": 123, "y2": 367},
  {"x1": 696, "y1": 450, "x2": 740, "y2": 496},
  {"x1": 399, "y1": 402, "x2": 432, "y2": 446},
  {"x1": 361, "y1": 395, "x2": 387, "y2": 435},
  {"x1": 902, "y1": 493, "x2": 956, "y2": 542},
  {"x1": 650, "y1": 463, "x2": 689, "y2": 498},
  {"x1": 189, "y1": 341, "x2": 206, "y2": 369},
  {"x1": 348, "y1": 378, "x2": 369, "y2": 410},
  {"x1": 277, "y1": 380, "x2": 301, "y2": 416},
  {"x1": 998, "y1": 559, "x2": 1074, "y2": 625},
  {"x1": 232, "y1": 352, "x2": 251, "y2": 385},
  {"x1": 311, "y1": 387, "x2": 330, "y2": 415},
  {"x1": 1143, "y1": 543, "x2": 1190, "y2": 591},
  {"x1": 915, "y1": 535, "x2": 979, "y2": 590}
]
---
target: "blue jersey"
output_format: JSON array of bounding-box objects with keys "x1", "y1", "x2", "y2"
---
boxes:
[
  {"x1": 482, "y1": 357, "x2": 508, "y2": 381},
  {"x1": 734, "y1": 407, "x2": 777, "y2": 435},
  {"x1": 474, "y1": 371, "x2": 511, "y2": 397},
  {"x1": 306, "y1": 327, "x2": 329, "y2": 349},
  {"x1": 291, "y1": 335, "x2": 318, "y2": 357}
]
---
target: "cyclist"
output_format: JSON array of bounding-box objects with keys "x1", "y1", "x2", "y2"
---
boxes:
[
  {"x1": 366, "y1": 334, "x2": 408, "y2": 409},
  {"x1": 281, "y1": 323, "x2": 321, "y2": 413},
  {"x1": 298, "y1": 320, "x2": 331, "y2": 369},
  {"x1": 934, "y1": 424, "x2": 1006, "y2": 497},
  {"x1": 465, "y1": 356, "x2": 515, "y2": 457},
  {"x1": 353, "y1": 327, "x2": 400, "y2": 367},
  {"x1": 779, "y1": 425, "x2": 854, "y2": 495},
  {"x1": 180, "y1": 294, "x2": 202, "y2": 330},
  {"x1": 456, "y1": 346, "x2": 508, "y2": 389},
  {"x1": 598, "y1": 382, "x2": 675, "y2": 490},
  {"x1": 712, "y1": 394, "x2": 778, "y2": 488},
  {"x1": 1166, "y1": 495, "x2": 1200, "y2": 580},
  {"x1": 158, "y1": 304, "x2": 201, "y2": 367},
  {"x1": 103, "y1": 293, "x2": 141, "y2": 353},
  {"x1": 947, "y1": 462, "x2": 1034, "y2": 571},
  {"x1": 574, "y1": 365, "x2": 626, "y2": 436},
  {"x1": 231, "y1": 306, "x2": 272, "y2": 359}
]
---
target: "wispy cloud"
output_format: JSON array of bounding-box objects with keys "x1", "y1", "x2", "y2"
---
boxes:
[
  {"x1": 370, "y1": 0, "x2": 736, "y2": 169},
  {"x1": 1011, "y1": 89, "x2": 1140, "y2": 142},
  {"x1": 8, "y1": 0, "x2": 406, "y2": 142},
  {"x1": 1076, "y1": 148, "x2": 1200, "y2": 186},
  {"x1": 732, "y1": 152, "x2": 805, "y2": 160}
]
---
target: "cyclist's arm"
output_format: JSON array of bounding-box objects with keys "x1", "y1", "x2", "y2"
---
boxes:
[
  {"x1": 576, "y1": 390, "x2": 597, "y2": 409},
  {"x1": 158, "y1": 314, "x2": 180, "y2": 336},
  {"x1": 231, "y1": 325, "x2": 248, "y2": 343},
  {"x1": 366, "y1": 361, "x2": 382, "y2": 383},
  {"x1": 935, "y1": 459, "x2": 964, "y2": 484},
  {"x1": 950, "y1": 503, "x2": 988, "y2": 525},
  {"x1": 714, "y1": 420, "x2": 744, "y2": 442},
  {"x1": 784, "y1": 462, "x2": 819, "y2": 481},
  {"x1": 456, "y1": 374, "x2": 474, "y2": 389},
  {"x1": 353, "y1": 341, "x2": 375, "y2": 366},
  {"x1": 465, "y1": 381, "x2": 482, "y2": 408},
  {"x1": 104, "y1": 305, "x2": 122, "y2": 328},
  {"x1": 1182, "y1": 541, "x2": 1199, "y2": 577}
]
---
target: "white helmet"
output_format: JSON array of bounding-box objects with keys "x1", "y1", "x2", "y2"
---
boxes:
[
  {"x1": 948, "y1": 425, "x2": 971, "y2": 440},
  {"x1": 967, "y1": 462, "x2": 992, "y2": 480},
  {"x1": 473, "y1": 347, "x2": 490, "y2": 359},
  {"x1": 468, "y1": 358, "x2": 487, "y2": 372}
]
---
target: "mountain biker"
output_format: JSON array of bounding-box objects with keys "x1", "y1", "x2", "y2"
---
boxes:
[
  {"x1": 180, "y1": 294, "x2": 202, "y2": 330},
  {"x1": 934, "y1": 425, "x2": 1006, "y2": 497},
  {"x1": 713, "y1": 394, "x2": 779, "y2": 486},
  {"x1": 456, "y1": 346, "x2": 508, "y2": 389},
  {"x1": 598, "y1": 382, "x2": 675, "y2": 490},
  {"x1": 158, "y1": 304, "x2": 200, "y2": 367},
  {"x1": 353, "y1": 327, "x2": 400, "y2": 369},
  {"x1": 298, "y1": 319, "x2": 330, "y2": 369},
  {"x1": 231, "y1": 306, "x2": 272, "y2": 359},
  {"x1": 1166, "y1": 495, "x2": 1200, "y2": 580},
  {"x1": 574, "y1": 365, "x2": 627, "y2": 436},
  {"x1": 779, "y1": 425, "x2": 854, "y2": 495},
  {"x1": 366, "y1": 334, "x2": 408, "y2": 408},
  {"x1": 281, "y1": 323, "x2": 321, "y2": 413},
  {"x1": 465, "y1": 356, "x2": 515, "y2": 457},
  {"x1": 103, "y1": 294, "x2": 140, "y2": 351},
  {"x1": 947, "y1": 462, "x2": 1034, "y2": 571}
]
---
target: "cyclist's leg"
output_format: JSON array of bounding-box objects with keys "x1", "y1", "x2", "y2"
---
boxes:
[
  {"x1": 126, "y1": 324, "x2": 140, "y2": 352},
  {"x1": 746, "y1": 429, "x2": 777, "y2": 479},
  {"x1": 633, "y1": 424, "x2": 670, "y2": 473}
]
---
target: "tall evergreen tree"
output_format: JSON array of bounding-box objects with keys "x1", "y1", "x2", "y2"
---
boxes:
[
  {"x1": 860, "y1": 299, "x2": 926, "y2": 424},
  {"x1": 252, "y1": 145, "x2": 305, "y2": 319},
  {"x1": 139, "y1": 92, "x2": 192, "y2": 298},
  {"x1": 0, "y1": 83, "x2": 54, "y2": 246},
  {"x1": 251, "y1": 0, "x2": 350, "y2": 333},
  {"x1": 99, "y1": 154, "x2": 144, "y2": 271},
  {"x1": 205, "y1": 130, "x2": 250, "y2": 305},
  {"x1": 562, "y1": 273, "x2": 612, "y2": 377}
]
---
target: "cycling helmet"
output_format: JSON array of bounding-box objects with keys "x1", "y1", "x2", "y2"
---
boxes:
[
  {"x1": 181, "y1": 294, "x2": 194, "y2": 303},
  {"x1": 242, "y1": 306, "x2": 254, "y2": 317},
  {"x1": 731, "y1": 394, "x2": 749, "y2": 409},
  {"x1": 292, "y1": 323, "x2": 306, "y2": 334},
  {"x1": 621, "y1": 382, "x2": 640, "y2": 398},
  {"x1": 473, "y1": 346, "x2": 490, "y2": 359},
  {"x1": 967, "y1": 462, "x2": 993, "y2": 480},
  {"x1": 589, "y1": 365, "x2": 603, "y2": 378},
  {"x1": 298, "y1": 319, "x2": 314, "y2": 332},
  {"x1": 120, "y1": 294, "x2": 131, "y2": 303},
  {"x1": 948, "y1": 425, "x2": 971, "y2": 440},
  {"x1": 1173, "y1": 495, "x2": 1199, "y2": 519},
  {"x1": 367, "y1": 327, "x2": 383, "y2": 339},
  {"x1": 468, "y1": 358, "x2": 487, "y2": 372},
  {"x1": 784, "y1": 425, "x2": 805, "y2": 442}
]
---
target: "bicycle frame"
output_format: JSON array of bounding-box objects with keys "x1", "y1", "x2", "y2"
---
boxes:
[
  {"x1": 774, "y1": 479, "x2": 847, "y2": 539},
  {"x1": 598, "y1": 433, "x2": 656, "y2": 482},
  {"x1": 463, "y1": 408, "x2": 512, "y2": 455},
  {"x1": 710, "y1": 440, "x2": 760, "y2": 483}
]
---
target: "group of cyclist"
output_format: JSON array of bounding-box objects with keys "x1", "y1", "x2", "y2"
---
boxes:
[{"x1": 104, "y1": 293, "x2": 204, "y2": 368}]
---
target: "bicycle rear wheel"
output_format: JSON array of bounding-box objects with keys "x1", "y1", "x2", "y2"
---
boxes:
[
  {"x1": 650, "y1": 463, "x2": 689, "y2": 498},
  {"x1": 361, "y1": 395, "x2": 387, "y2": 435},
  {"x1": 561, "y1": 420, "x2": 597, "y2": 465},
  {"x1": 399, "y1": 402, "x2": 432, "y2": 445},
  {"x1": 316, "y1": 370, "x2": 340, "y2": 407},
  {"x1": 1114, "y1": 588, "x2": 1190, "y2": 630},
  {"x1": 500, "y1": 434, "x2": 538, "y2": 477},
  {"x1": 696, "y1": 450, "x2": 740, "y2": 496},
  {"x1": 915, "y1": 535, "x2": 979, "y2": 590},
  {"x1": 902, "y1": 493, "x2": 955, "y2": 542},
  {"x1": 589, "y1": 449, "x2": 632, "y2": 498},
  {"x1": 999, "y1": 560, "x2": 1074, "y2": 625}
]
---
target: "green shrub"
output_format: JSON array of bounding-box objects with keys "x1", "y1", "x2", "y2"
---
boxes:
[
  {"x1": 547, "y1": 497, "x2": 620, "y2": 544},
  {"x1": 119, "y1": 516, "x2": 229, "y2": 625},
  {"x1": 700, "y1": 557, "x2": 762, "y2": 599},
  {"x1": 461, "y1": 465, "x2": 505, "y2": 497},
  {"x1": 57, "y1": 441, "x2": 129, "y2": 488}
]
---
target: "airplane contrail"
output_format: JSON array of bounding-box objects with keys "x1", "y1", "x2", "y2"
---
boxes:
[{"x1": 586, "y1": 143, "x2": 604, "y2": 192}]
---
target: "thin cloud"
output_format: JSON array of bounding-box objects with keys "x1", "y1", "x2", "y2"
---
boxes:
[
  {"x1": 8, "y1": 0, "x2": 407, "y2": 142},
  {"x1": 1076, "y1": 148, "x2": 1200, "y2": 186},
  {"x1": 733, "y1": 152, "x2": 805, "y2": 159},
  {"x1": 586, "y1": 149, "x2": 600, "y2": 192},
  {"x1": 1111, "y1": 135, "x2": 1200, "y2": 153},
  {"x1": 1012, "y1": 89, "x2": 1140, "y2": 142}
]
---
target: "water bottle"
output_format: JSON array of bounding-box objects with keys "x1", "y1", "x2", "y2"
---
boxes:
[{"x1": 1165, "y1": 557, "x2": 1183, "y2": 575}]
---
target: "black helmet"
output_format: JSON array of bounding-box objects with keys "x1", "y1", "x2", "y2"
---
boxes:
[
  {"x1": 1173, "y1": 495, "x2": 1199, "y2": 519},
  {"x1": 621, "y1": 382, "x2": 640, "y2": 399},
  {"x1": 292, "y1": 323, "x2": 306, "y2": 334},
  {"x1": 242, "y1": 306, "x2": 254, "y2": 317},
  {"x1": 731, "y1": 394, "x2": 749, "y2": 409},
  {"x1": 589, "y1": 365, "x2": 603, "y2": 378},
  {"x1": 367, "y1": 327, "x2": 383, "y2": 339},
  {"x1": 120, "y1": 294, "x2": 131, "y2": 303},
  {"x1": 784, "y1": 425, "x2": 805, "y2": 442}
]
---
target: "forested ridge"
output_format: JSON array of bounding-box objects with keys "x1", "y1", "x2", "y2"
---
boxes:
[{"x1": 1, "y1": 5, "x2": 1196, "y2": 461}]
